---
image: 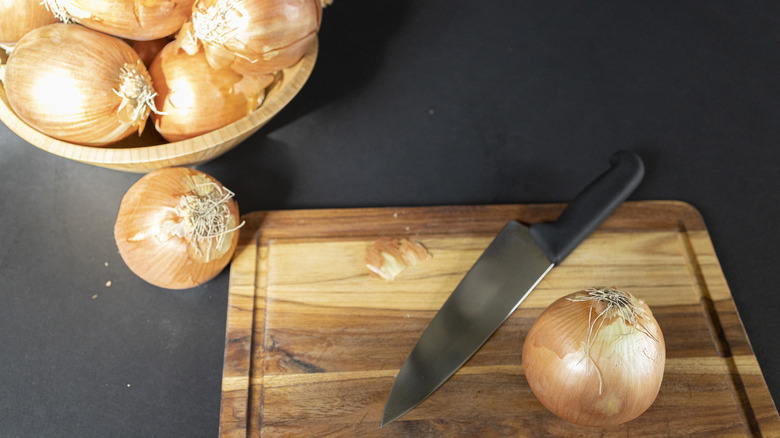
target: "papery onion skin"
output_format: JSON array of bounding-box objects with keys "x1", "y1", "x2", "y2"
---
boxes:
[
  {"x1": 44, "y1": 0, "x2": 197, "y2": 41},
  {"x1": 150, "y1": 40, "x2": 274, "y2": 142},
  {"x1": 178, "y1": 0, "x2": 322, "y2": 74},
  {"x1": 2, "y1": 23, "x2": 157, "y2": 146},
  {"x1": 0, "y1": 0, "x2": 58, "y2": 44},
  {"x1": 114, "y1": 167, "x2": 242, "y2": 290},
  {"x1": 522, "y1": 287, "x2": 665, "y2": 427}
]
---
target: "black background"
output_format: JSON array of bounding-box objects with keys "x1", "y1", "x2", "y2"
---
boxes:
[{"x1": 1, "y1": 1, "x2": 778, "y2": 436}]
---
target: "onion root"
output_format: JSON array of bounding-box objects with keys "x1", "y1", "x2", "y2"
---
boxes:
[
  {"x1": 113, "y1": 62, "x2": 165, "y2": 133},
  {"x1": 162, "y1": 177, "x2": 245, "y2": 262},
  {"x1": 41, "y1": 0, "x2": 80, "y2": 24}
]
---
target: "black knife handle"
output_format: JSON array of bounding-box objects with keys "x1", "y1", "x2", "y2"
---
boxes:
[{"x1": 529, "y1": 150, "x2": 644, "y2": 264}]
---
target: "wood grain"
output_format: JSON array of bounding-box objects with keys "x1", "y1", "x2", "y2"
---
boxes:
[
  {"x1": 219, "y1": 201, "x2": 780, "y2": 437},
  {"x1": 0, "y1": 40, "x2": 317, "y2": 173}
]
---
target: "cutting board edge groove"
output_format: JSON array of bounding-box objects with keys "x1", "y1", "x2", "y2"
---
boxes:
[{"x1": 677, "y1": 220, "x2": 761, "y2": 435}]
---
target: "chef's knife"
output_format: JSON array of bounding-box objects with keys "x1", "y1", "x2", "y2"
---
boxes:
[{"x1": 381, "y1": 150, "x2": 644, "y2": 427}]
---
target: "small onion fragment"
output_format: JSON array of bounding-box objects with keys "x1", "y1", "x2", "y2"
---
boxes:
[
  {"x1": 0, "y1": 0, "x2": 58, "y2": 45},
  {"x1": 1, "y1": 23, "x2": 160, "y2": 146},
  {"x1": 522, "y1": 287, "x2": 665, "y2": 427},
  {"x1": 114, "y1": 167, "x2": 243, "y2": 290},
  {"x1": 42, "y1": 0, "x2": 197, "y2": 41},
  {"x1": 366, "y1": 237, "x2": 432, "y2": 281},
  {"x1": 150, "y1": 40, "x2": 274, "y2": 142},
  {"x1": 178, "y1": 0, "x2": 322, "y2": 74}
]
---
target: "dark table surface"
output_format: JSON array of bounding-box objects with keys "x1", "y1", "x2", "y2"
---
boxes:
[{"x1": 2, "y1": 1, "x2": 779, "y2": 436}]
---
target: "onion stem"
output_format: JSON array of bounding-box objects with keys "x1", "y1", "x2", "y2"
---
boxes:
[
  {"x1": 568, "y1": 287, "x2": 660, "y2": 394},
  {"x1": 568, "y1": 287, "x2": 658, "y2": 341}
]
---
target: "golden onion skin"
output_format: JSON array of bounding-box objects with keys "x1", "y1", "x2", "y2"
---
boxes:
[
  {"x1": 179, "y1": 0, "x2": 322, "y2": 74},
  {"x1": 114, "y1": 167, "x2": 241, "y2": 290},
  {"x1": 52, "y1": 0, "x2": 197, "y2": 41},
  {"x1": 0, "y1": 0, "x2": 58, "y2": 44},
  {"x1": 150, "y1": 40, "x2": 273, "y2": 142},
  {"x1": 522, "y1": 288, "x2": 666, "y2": 427},
  {"x1": 3, "y1": 23, "x2": 154, "y2": 146}
]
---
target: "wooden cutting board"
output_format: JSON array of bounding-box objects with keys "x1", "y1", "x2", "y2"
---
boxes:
[{"x1": 218, "y1": 201, "x2": 780, "y2": 437}]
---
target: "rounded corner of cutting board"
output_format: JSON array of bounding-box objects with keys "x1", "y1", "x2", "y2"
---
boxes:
[
  {"x1": 657, "y1": 200, "x2": 707, "y2": 225},
  {"x1": 618, "y1": 200, "x2": 708, "y2": 231}
]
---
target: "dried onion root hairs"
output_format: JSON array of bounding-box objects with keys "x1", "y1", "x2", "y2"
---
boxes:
[
  {"x1": 162, "y1": 181, "x2": 244, "y2": 263},
  {"x1": 566, "y1": 287, "x2": 660, "y2": 394},
  {"x1": 40, "y1": 0, "x2": 74, "y2": 23},
  {"x1": 568, "y1": 287, "x2": 659, "y2": 342},
  {"x1": 114, "y1": 62, "x2": 165, "y2": 135}
]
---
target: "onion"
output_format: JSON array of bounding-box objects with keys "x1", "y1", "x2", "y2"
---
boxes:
[
  {"x1": 522, "y1": 287, "x2": 665, "y2": 427},
  {"x1": 149, "y1": 40, "x2": 274, "y2": 142},
  {"x1": 114, "y1": 167, "x2": 243, "y2": 290},
  {"x1": 41, "y1": 0, "x2": 197, "y2": 40},
  {"x1": 178, "y1": 0, "x2": 322, "y2": 74},
  {"x1": 1, "y1": 23, "x2": 161, "y2": 146},
  {"x1": 0, "y1": 0, "x2": 58, "y2": 45}
]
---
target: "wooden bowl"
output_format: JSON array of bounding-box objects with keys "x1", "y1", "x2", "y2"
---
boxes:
[{"x1": 0, "y1": 39, "x2": 317, "y2": 173}]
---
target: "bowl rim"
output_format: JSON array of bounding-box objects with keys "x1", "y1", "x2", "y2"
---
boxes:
[{"x1": 0, "y1": 38, "x2": 318, "y2": 170}]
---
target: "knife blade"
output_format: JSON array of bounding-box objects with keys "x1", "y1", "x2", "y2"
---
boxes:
[{"x1": 381, "y1": 150, "x2": 645, "y2": 427}]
